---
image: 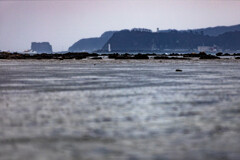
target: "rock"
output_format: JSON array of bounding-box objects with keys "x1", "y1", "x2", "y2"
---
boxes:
[
  {"x1": 108, "y1": 53, "x2": 119, "y2": 59},
  {"x1": 154, "y1": 56, "x2": 189, "y2": 60},
  {"x1": 183, "y1": 53, "x2": 201, "y2": 57},
  {"x1": 91, "y1": 57, "x2": 102, "y2": 60},
  {"x1": 31, "y1": 42, "x2": 53, "y2": 53},
  {"x1": 223, "y1": 53, "x2": 230, "y2": 56},
  {"x1": 199, "y1": 52, "x2": 220, "y2": 59},
  {"x1": 233, "y1": 53, "x2": 240, "y2": 56},
  {"x1": 216, "y1": 52, "x2": 223, "y2": 56},
  {"x1": 176, "y1": 69, "x2": 182, "y2": 72},
  {"x1": 114, "y1": 53, "x2": 131, "y2": 59},
  {"x1": 133, "y1": 54, "x2": 149, "y2": 59},
  {"x1": 199, "y1": 54, "x2": 220, "y2": 59}
]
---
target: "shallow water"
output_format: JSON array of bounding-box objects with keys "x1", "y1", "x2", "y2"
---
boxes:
[{"x1": 0, "y1": 59, "x2": 240, "y2": 160}]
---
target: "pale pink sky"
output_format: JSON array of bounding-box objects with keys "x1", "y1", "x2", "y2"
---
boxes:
[{"x1": 0, "y1": 0, "x2": 240, "y2": 52}]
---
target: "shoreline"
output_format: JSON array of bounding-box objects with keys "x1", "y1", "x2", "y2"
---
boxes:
[{"x1": 1, "y1": 52, "x2": 240, "y2": 60}]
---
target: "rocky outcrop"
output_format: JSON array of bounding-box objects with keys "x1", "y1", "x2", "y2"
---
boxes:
[{"x1": 31, "y1": 42, "x2": 53, "y2": 53}]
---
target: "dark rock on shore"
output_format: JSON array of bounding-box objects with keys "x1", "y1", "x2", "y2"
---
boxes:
[
  {"x1": 133, "y1": 54, "x2": 149, "y2": 59},
  {"x1": 0, "y1": 52, "x2": 98, "y2": 60},
  {"x1": 233, "y1": 53, "x2": 240, "y2": 56},
  {"x1": 199, "y1": 52, "x2": 220, "y2": 59},
  {"x1": 217, "y1": 53, "x2": 240, "y2": 56},
  {"x1": 113, "y1": 53, "x2": 131, "y2": 59},
  {"x1": 154, "y1": 56, "x2": 189, "y2": 60},
  {"x1": 169, "y1": 53, "x2": 180, "y2": 56},
  {"x1": 183, "y1": 53, "x2": 202, "y2": 57},
  {"x1": 216, "y1": 52, "x2": 223, "y2": 56},
  {"x1": 0, "y1": 51, "x2": 229, "y2": 60},
  {"x1": 183, "y1": 52, "x2": 220, "y2": 59},
  {"x1": 0, "y1": 52, "x2": 31, "y2": 59},
  {"x1": 108, "y1": 53, "x2": 149, "y2": 59},
  {"x1": 108, "y1": 53, "x2": 120, "y2": 59}
]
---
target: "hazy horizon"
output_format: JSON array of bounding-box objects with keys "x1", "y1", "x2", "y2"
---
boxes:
[{"x1": 1, "y1": 0, "x2": 240, "y2": 52}]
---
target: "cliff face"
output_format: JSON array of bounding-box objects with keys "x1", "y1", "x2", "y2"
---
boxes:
[
  {"x1": 102, "y1": 30, "x2": 211, "y2": 52},
  {"x1": 31, "y1": 42, "x2": 53, "y2": 53},
  {"x1": 101, "y1": 30, "x2": 240, "y2": 52},
  {"x1": 68, "y1": 24, "x2": 240, "y2": 52},
  {"x1": 68, "y1": 31, "x2": 115, "y2": 52}
]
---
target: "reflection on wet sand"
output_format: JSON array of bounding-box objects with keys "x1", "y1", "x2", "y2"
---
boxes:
[{"x1": 0, "y1": 59, "x2": 240, "y2": 160}]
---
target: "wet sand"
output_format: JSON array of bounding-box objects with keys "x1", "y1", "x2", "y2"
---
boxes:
[{"x1": 0, "y1": 59, "x2": 240, "y2": 160}]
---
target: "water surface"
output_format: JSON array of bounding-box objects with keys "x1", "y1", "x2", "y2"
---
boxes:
[{"x1": 0, "y1": 59, "x2": 240, "y2": 160}]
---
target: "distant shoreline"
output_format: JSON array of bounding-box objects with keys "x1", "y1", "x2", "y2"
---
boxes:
[{"x1": 1, "y1": 52, "x2": 240, "y2": 60}]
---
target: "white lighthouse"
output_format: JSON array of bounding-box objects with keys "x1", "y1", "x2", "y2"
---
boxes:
[{"x1": 108, "y1": 43, "x2": 111, "y2": 52}]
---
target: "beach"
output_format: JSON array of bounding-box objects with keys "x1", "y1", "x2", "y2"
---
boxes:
[{"x1": 0, "y1": 59, "x2": 240, "y2": 160}]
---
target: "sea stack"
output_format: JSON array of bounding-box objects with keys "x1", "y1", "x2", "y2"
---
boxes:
[{"x1": 31, "y1": 42, "x2": 53, "y2": 53}]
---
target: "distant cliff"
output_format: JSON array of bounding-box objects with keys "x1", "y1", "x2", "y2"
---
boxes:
[
  {"x1": 31, "y1": 42, "x2": 52, "y2": 53},
  {"x1": 69, "y1": 24, "x2": 240, "y2": 52},
  {"x1": 68, "y1": 31, "x2": 115, "y2": 52},
  {"x1": 102, "y1": 30, "x2": 211, "y2": 52},
  {"x1": 101, "y1": 29, "x2": 240, "y2": 52},
  {"x1": 191, "y1": 24, "x2": 240, "y2": 36},
  {"x1": 159, "y1": 24, "x2": 240, "y2": 36}
]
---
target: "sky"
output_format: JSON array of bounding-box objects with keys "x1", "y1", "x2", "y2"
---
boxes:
[{"x1": 0, "y1": 0, "x2": 240, "y2": 52}]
